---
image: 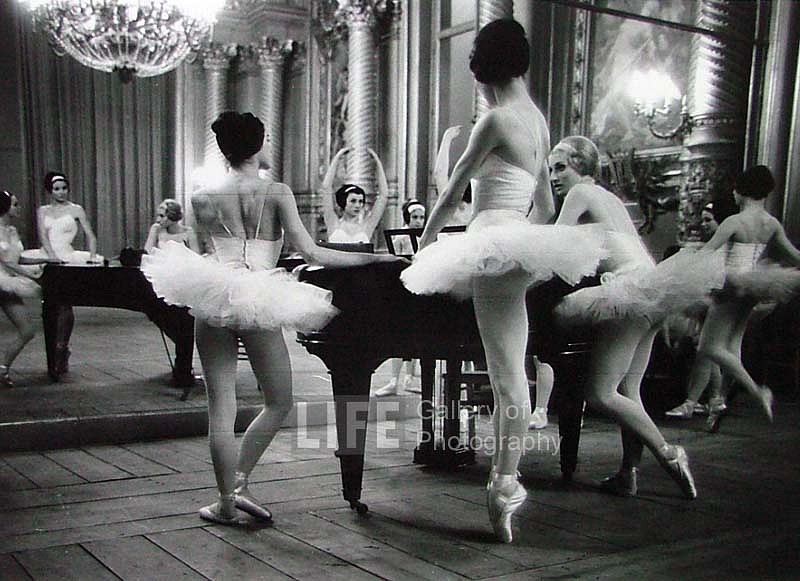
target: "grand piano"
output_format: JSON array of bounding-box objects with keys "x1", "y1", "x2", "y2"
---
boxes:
[
  {"x1": 40, "y1": 264, "x2": 196, "y2": 397},
  {"x1": 297, "y1": 261, "x2": 593, "y2": 513}
]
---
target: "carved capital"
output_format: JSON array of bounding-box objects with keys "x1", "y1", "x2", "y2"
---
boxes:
[{"x1": 199, "y1": 42, "x2": 237, "y2": 70}]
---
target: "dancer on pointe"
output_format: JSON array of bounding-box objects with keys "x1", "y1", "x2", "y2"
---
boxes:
[{"x1": 402, "y1": 19, "x2": 606, "y2": 542}]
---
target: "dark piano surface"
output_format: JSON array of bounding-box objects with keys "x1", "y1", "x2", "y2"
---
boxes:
[
  {"x1": 297, "y1": 261, "x2": 591, "y2": 513},
  {"x1": 40, "y1": 264, "x2": 195, "y2": 392}
]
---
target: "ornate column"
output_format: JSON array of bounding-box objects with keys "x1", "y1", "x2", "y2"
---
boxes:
[
  {"x1": 384, "y1": 0, "x2": 403, "y2": 227},
  {"x1": 475, "y1": 0, "x2": 514, "y2": 119},
  {"x1": 237, "y1": 46, "x2": 261, "y2": 115},
  {"x1": 257, "y1": 38, "x2": 294, "y2": 182},
  {"x1": 340, "y1": 0, "x2": 382, "y2": 193},
  {"x1": 678, "y1": 0, "x2": 756, "y2": 244},
  {"x1": 200, "y1": 43, "x2": 237, "y2": 166}
]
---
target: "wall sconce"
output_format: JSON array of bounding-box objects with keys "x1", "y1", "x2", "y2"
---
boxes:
[{"x1": 628, "y1": 70, "x2": 693, "y2": 140}]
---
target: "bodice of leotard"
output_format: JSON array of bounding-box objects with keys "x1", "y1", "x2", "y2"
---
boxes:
[
  {"x1": 44, "y1": 214, "x2": 78, "y2": 254},
  {"x1": 471, "y1": 153, "x2": 538, "y2": 215},
  {"x1": 329, "y1": 222, "x2": 371, "y2": 244},
  {"x1": 158, "y1": 229, "x2": 190, "y2": 249},
  {"x1": 211, "y1": 236, "x2": 283, "y2": 271},
  {"x1": 599, "y1": 230, "x2": 655, "y2": 275},
  {"x1": 726, "y1": 242, "x2": 766, "y2": 273},
  {"x1": 0, "y1": 227, "x2": 24, "y2": 265}
]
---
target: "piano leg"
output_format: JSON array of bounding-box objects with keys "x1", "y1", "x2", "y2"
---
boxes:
[
  {"x1": 557, "y1": 377, "x2": 585, "y2": 482},
  {"x1": 325, "y1": 352, "x2": 382, "y2": 514},
  {"x1": 42, "y1": 301, "x2": 70, "y2": 382}
]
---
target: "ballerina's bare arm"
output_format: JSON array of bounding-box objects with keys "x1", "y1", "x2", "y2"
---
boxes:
[
  {"x1": 143, "y1": 223, "x2": 160, "y2": 253},
  {"x1": 36, "y1": 206, "x2": 57, "y2": 258},
  {"x1": 433, "y1": 126, "x2": 462, "y2": 194},
  {"x1": 528, "y1": 128, "x2": 555, "y2": 225},
  {"x1": 362, "y1": 148, "x2": 390, "y2": 237},
  {"x1": 320, "y1": 147, "x2": 349, "y2": 232},
  {"x1": 274, "y1": 183, "x2": 402, "y2": 267},
  {"x1": 74, "y1": 205, "x2": 98, "y2": 259},
  {"x1": 418, "y1": 113, "x2": 500, "y2": 249},
  {"x1": 555, "y1": 184, "x2": 592, "y2": 226},
  {"x1": 700, "y1": 215, "x2": 739, "y2": 253},
  {"x1": 767, "y1": 218, "x2": 800, "y2": 267}
]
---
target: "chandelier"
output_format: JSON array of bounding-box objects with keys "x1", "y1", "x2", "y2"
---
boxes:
[{"x1": 20, "y1": 0, "x2": 226, "y2": 82}]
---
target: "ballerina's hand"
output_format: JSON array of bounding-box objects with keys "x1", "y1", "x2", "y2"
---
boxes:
[{"x1": 442, "y1": 125, "x2": 462, "y2": 143}]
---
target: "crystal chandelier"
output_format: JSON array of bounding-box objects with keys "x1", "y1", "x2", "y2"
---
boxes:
[{"x1": 19, "y1": 0, "x2": 226, "y2": 82}]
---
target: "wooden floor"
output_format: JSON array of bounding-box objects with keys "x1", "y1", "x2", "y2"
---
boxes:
[{"x1": 0, "y1": 400, "x2": 798, "y2": 579}]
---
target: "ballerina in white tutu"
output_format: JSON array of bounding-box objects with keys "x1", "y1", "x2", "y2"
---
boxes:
[
  {"x1": 0, "y1": 190, "x2": 42, "y2": 387},
  {"x1": 142, "y1": 112, "x2": 403, "y2": 526},
  {"x1": 551, "y1": 136, "x2": 726, "y2": 500},
  {"x1": 688, "y1": 165, "x2": 800, "y2": 422},
  {"x1": 401, "y1": 19, "x2": 606, "y2": 543}
]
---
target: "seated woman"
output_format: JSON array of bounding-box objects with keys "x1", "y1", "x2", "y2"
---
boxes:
[
  {"x1": 0, "y1": 190, "x2": 42, "y2": 387},
  {"x1": 22, "y1": 172, "x2": 102, "y2": 264},
  {"x1": 22, "y1": 171, "x2": 102, "y2": 376},
  {"x1": 144, "y1": 199, "x2": 200, "y2": 254},
  {"x1": 321, "y1": 147, "x2": 389, "y2": 244}
]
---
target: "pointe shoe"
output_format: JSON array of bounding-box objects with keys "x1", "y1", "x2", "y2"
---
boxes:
[
  {"x1": 661, "y1": 445, "x2": 697, "y2": 500},
  {"x1": 374, "y1": 378, "x2": 398, "y2": 397},
  {"x1": 759, "y1": 386, "x2": 774, "y2": 422},
  {"x1": 692, "y1": 402, "x2": 709, "y2": 416},
  {"x1": 706, "y1": 396, "x2": 727, "y2": 433},
  {"x1": 487, "y1": 475, "x2": 527, "y2": 543},
  {"x1": 665, "y1": 401, "x2": 695, "y2": 419},
  {"x1": 233, "y1": 475, "x2": 273, "y2": 522},
  {"x1": 529, "y1": 407, "x2": 548, "y2": 430},
  {"x1": 199, "y1": 495, "x2": 241, "y2": 526},
  {"x1": 0, "y1": 366, "x2": 13, "y2": 388},
  {"x1": 599, "y1": 467, "x2": 638, "y2": 497}
]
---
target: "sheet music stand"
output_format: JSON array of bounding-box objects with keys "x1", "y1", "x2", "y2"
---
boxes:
[{"x1": 384, "y1": 226, "x2": 466, "y2": 257}]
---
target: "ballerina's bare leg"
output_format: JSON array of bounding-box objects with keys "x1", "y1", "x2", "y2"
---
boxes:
[
  {"x1": 2, "y1": 300, "x2": 37, "y2": 370},
  {"x1": 194, "y1": 320, "x2": 240, "y2": 521},
  {"x1": 232, "y1": 328, "x2": 294, "y2": 520},
  {"x1": 696, "y1": 298, "x2": 772, "y2": 418}
]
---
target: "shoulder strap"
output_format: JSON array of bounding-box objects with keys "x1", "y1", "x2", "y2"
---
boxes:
[
  {"x1": 253, "y1": 195, "x2": 268, "y2": 240},
  {"x1": 208, "y1": 196, "x2": 236, "y2": 238}
]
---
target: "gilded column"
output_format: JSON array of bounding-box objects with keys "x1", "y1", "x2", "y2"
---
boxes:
[
  {"x1": 679, "y1": 0, "x2": 756, "y2": 244},
  {"x1": 340, "y1": 0, "x2": 381, "y2": 193},
  {"x1": 257, "y1": 38, "x2": 293, "y2": 182},
  {"x1": 200, "y1": 43, "x2": 237, "y2": 166},
  {"x1": 475, "y1": 0, "x2": 514, "y2": 119},
  {"x1": 384, "y1": 0, "x2": 403, "y2": 228},
  {"x1": 237, "y1": 46, "x2": 261, "y2": 115}
]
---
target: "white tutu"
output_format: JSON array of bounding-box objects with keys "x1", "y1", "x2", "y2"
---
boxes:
[
  {"x1": 557, "y1": 248, "x2": 726, "y2": 325},
  {"x1": 722, "y1": 262, "x2": 800, "y2": 303},
  {"x1": 400, "y1": 211, "x2": 607, "y2": 300},
  {"x1": 0, "y1": 269, "x2": 40, "y2": 298},
  {"x1": 141, "y1": 242, "x2": 338, "y2": 332}
]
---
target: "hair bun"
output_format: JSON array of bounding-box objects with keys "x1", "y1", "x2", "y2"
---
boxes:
[{"x1": 212, "y1": 111, "x2": 265, "y2": 167}]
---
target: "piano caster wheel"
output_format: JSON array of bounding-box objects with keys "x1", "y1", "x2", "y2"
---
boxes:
[{"x1": 349, "y1": 500, "x2": 369, "y2": 514}]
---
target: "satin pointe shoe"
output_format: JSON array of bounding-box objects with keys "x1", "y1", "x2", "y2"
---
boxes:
[
  {"x1": 660, "y1": 444, "x2": 697, "y2": 500},
  {"x1": 487, "y1": 474, "x2": 527, "y2": 543},
  {"x1": 374, "y1": 377, "x2": 398, "y2": 397},
  {"x1": 692, "y1": 402, "x2": 709, "y2": 416},
  {"x1": 529, "y1": 407, "x2": 548, "y2": 430},
  {"x1": 199, "y1": 494, "x2": 241, "y2": 526},
  {"x1": 665, "y1": 400, "x2": 695, "y2": 419},
  {"x1": 706, "y1": 396, "x2": 728, "y2": 433},
  {"x1": 599, "y1": 467, "x2": 638, "y2": 497},
  {"x1": 758, "y1": 386, "x2": 774, "y2": 422},
  {"x1": 233, "y1": 473, "x2": 273, "y2": 522}
]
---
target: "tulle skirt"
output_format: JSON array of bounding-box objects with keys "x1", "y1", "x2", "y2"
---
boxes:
[
  {"x1": 141, "y1": 241, "x2": 338, "y2": 332},
  {"x1": 719, "y1": 262, "x2": 800, "y2": 303},
  {"x1": 21, "y1": 248, "x2": 104, "y2": 264},
  {"x1": 400, "y1": 210, "x2": 607, "y2": 300},
  {"x1": 0, "y1": 268, "x2": 40, "y2": 299},
  {"x1": 556, "y1": 248, "x2": 726, "y2": 325}
]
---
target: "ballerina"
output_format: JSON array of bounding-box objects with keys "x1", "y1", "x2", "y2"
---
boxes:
[
  {"x1": 689, "y1": 165, "x2": 800, "y2": 422},
  {"x1": 401, "y1": 19, "x2": 606, "y2": 542},
  {"x1": 142, "y1": 111, "x2": 403, "y2": 525},
  {"x1": 0, "y1": 190, "x2": 42, "y2": 387},
  {"x1": 552, "y1": 136, "x2": 725, "y2": 500},
  {"x1": 144, "y1": 199, "x2": 200, "y2": 254}
]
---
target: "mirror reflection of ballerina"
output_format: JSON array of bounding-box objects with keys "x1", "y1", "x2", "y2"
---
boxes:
[{"x1": 21, "y1": 172, "x2": 103, "y2": 377}]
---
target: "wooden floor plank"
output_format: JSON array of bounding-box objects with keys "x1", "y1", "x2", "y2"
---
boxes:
[
  {"x1": 0, "y1": 554, "x2": 31, "y2": 580},
  {"x1": 3, "y1": 453, "x2": 85, "y2": 488},
  {"x1": 13, "y1": 545, "x2": 118, "y2": 580},
  {"x1": 44, "y1": 449, "x2": 133, "y2": 482},
  {"x1": 148, "y1": 528, "x2": 294, "y2": 580},
  {"x1": 207, "y1": 525, "x2": 383, "y2": 580},
  {"x1": 83, "y1": 535, "x2": 207, "y2": 580},
  {"x1": 0, "y1": 459, "x2": 37, "y2": 491},
  {"x1": 120, "y1": 441, "x2": 212, "y2": 473},
  {"x1": 79, "y1": 445, "x2": 177, "y2": 478},
  {"x1": 275, "y1": 512, "x2": 469, "y2": 580}
]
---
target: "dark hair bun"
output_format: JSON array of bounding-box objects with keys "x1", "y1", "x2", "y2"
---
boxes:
[
  {"x1": 734, "y1": 165, "x2": 774, "y2": 200},
  {"x1": 469, "y1": 19, "x2": 529, "y2": 85},
  {"x1": 0, "y1": 190, "x2": 12, "y2": 216},
  {"x1": 211, "y1": 111, "x2": 265, "y2": 167},
  {"x1": 334, "y1": 183, "x2": 366, "y2": 211}
]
